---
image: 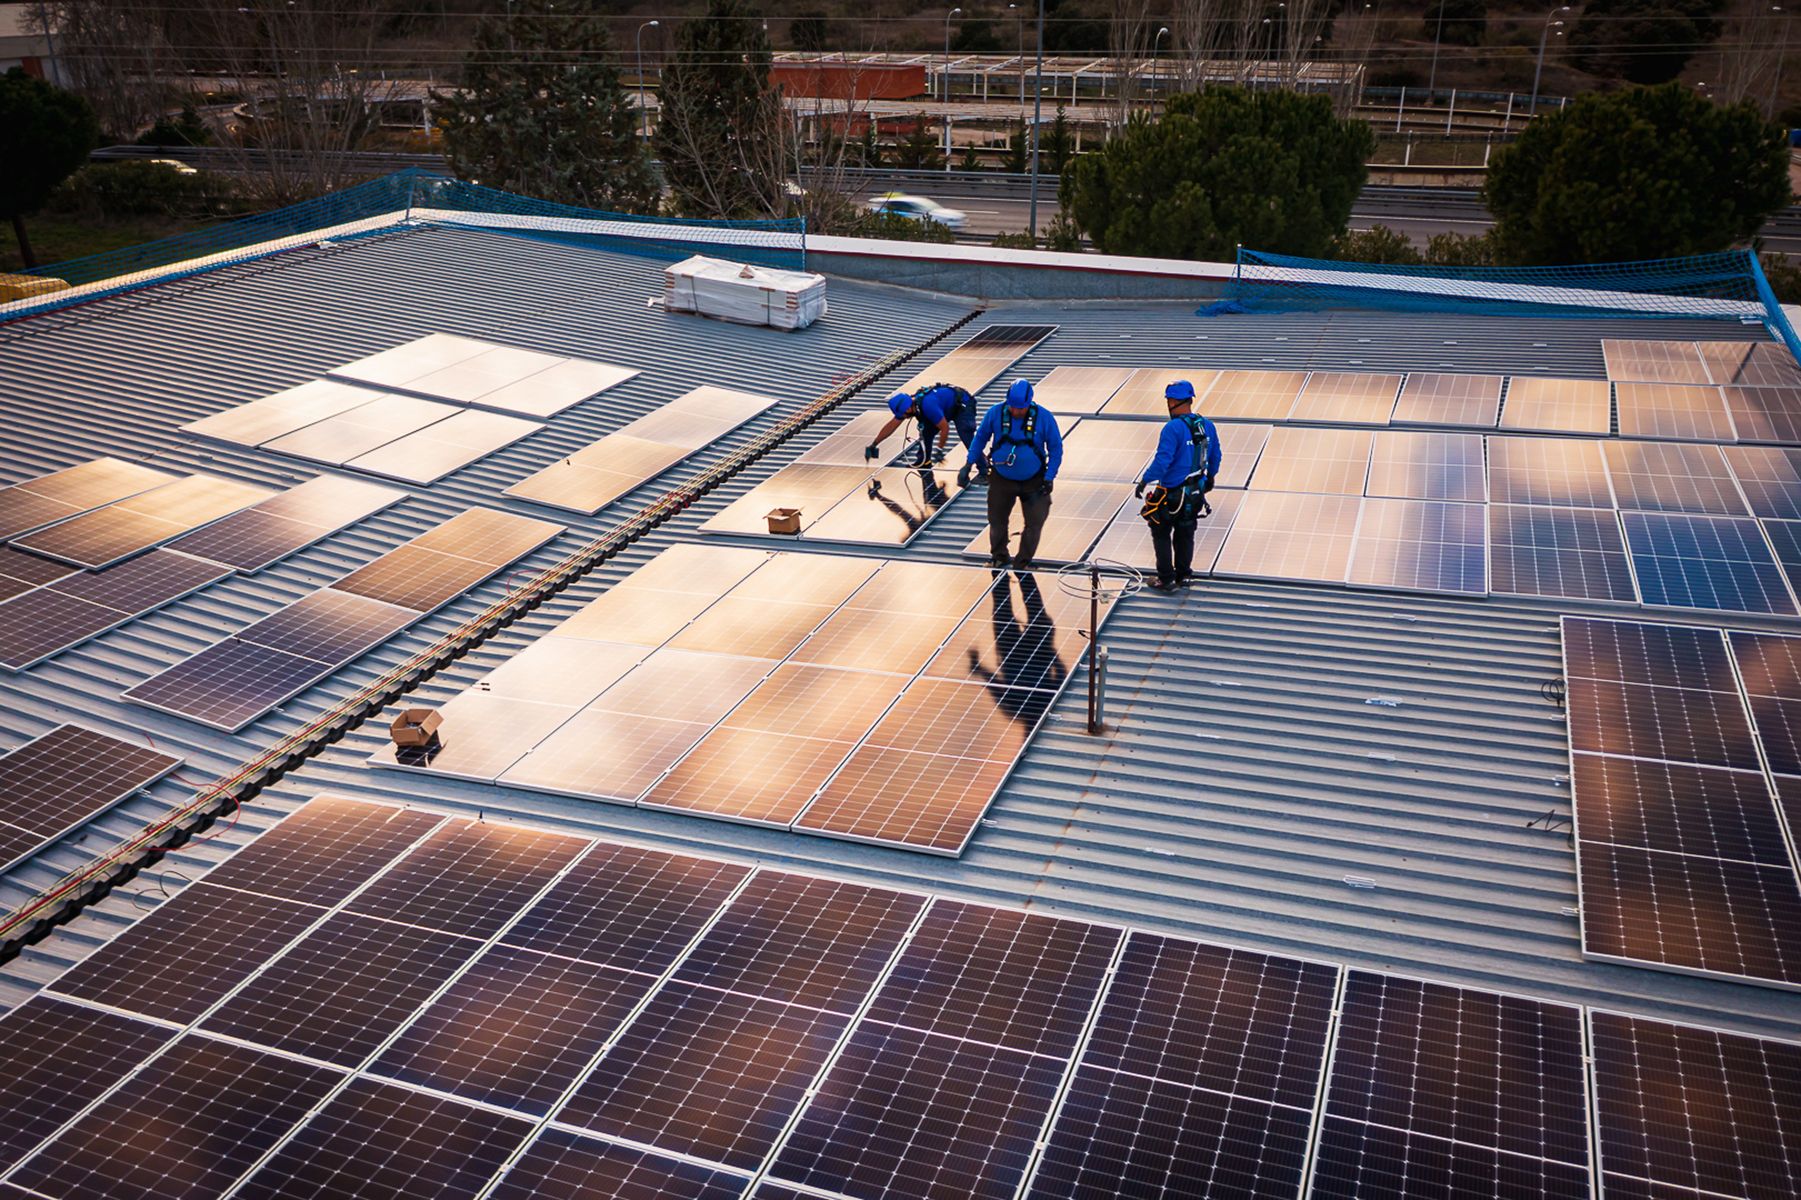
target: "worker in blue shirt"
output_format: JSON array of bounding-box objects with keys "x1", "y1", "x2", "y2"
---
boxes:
[
  {"x1": 867, "y1": 382, "x2": 977, "y2": 467},
  {"x1": 1134, "y1": 379, "x2": 1221, "y2": 591},
  {"x1": 958, "y1": 379, "x2": 1064, "y2": 569}
]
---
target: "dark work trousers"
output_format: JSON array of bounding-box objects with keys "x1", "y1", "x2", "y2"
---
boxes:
[
  {"x1": 914, "y1": 404, "x2": 978, "y2": 463},
  {"x1": 1149, "y1": 518, "x2": 1197, "y2": 584},
  {"x1": 988, "y1": 474, "x2": 1052, "y2": 563}
]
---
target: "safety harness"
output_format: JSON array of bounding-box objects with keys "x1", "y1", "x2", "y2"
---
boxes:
[
  {"x1": 1141, "y1": 414, "x2": 1214, "y2": 525},
  {"x1": 993, "y1": 402, "x2": 1041, "y2": 475}
]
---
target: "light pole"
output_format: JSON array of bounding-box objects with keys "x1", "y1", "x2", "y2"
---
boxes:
[
  {"x1": 1152, "y1": 26, "x2": 1169, "y2": 110},
  {"x1": 1528, "y1": 6, "x2": 1570, "y2": 118},
  {"x1": 1028, "y1": 0, "x2": 1046, "y2": 237},
  {"x1": 1768, "y1": 6, "x2": 1787, "y2": 119},
  {"x1": 1010, "y1": 3, "x2": 1025, "y2": 109},
  {"x1": 1427, "y1": 0, "x2": 1445, "y2": 98},
  {"x1": 636, "y1": 20, "x2": 658, "y2": 144},
  {"x1": 944, "y1": 8, "x2": 962, "y2": 164}
]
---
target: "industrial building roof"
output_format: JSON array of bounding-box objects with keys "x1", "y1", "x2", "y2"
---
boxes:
[{"x1": 0, "y1": 218, "x2": 1796, "y2": 1057}]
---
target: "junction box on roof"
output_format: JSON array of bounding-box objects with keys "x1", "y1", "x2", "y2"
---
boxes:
[{"x1": 663, "y1": 256, "x2": 827, "y2": 331}]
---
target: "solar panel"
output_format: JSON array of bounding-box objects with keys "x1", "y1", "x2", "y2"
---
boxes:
[
  {"x1": 1728, "y1": 630, "x2": 1801, "y2": 776},
  {"x1": 1096, "y1": 368, "x2": 1220, "y2": 417},
  {"x1": 868, "y1": 901, "x2": 1120, "y2": 1059},
  {"x1": 1028, "y1": 365, "x2": 1134, "y2": 414},
  {"x1": 474, "y1": 357, "x2": 641, "y2": 419},
  {"x1": 1499, "y1": 377, "x2": 1612, "y2": 434},
  {"x1": 1621, "y1": 511, "x2": 1797, "y2": 615},
  {"x1": 0, "y1": 458, "x2": 177, "y2": 538},
  {"x1": 1210, "y1": 423, "x2": 1271, "y2": 488},
  {"x1": 604, "y1": 544, "x2": 770, "y2": 596},
  {"x1": 1698, "y1": 339, "x2": 1801, "y2": 386},
  {"x1": 1590, "y1": 1011, "x2": 1801, "y2": 1200},
  {"x1": 961, "y1": 480, "x2": 1134, "y2": 565},
  {"x1": 924, "y1": 569, "x2": 1093, "y2": 691},
  {"x1": 0, "y1": 546, "x2": 73, "y2": 598},
  {"x1": 331, "y1": 332, "x2": 494, "y2": 387},
  {"x1": 15, "y1": 474, "x2": 273, "y2": 569},
  {"x1": 1613, "y1": 382, "x2": 1736, "y2": 442},
  {"x1": 1603, "y1": 441, "x2": 1747, "y2": 515},
  {"x1": 558, "y1": 980, "x2": 854, "y2": 1170},
  {"x1": 1346, "y1": 498, "x2": 1487, "y2": 595},
  {"x1": 334, "y1": 514, "x2": 561, "y2": 614},
  {"x1": 1564, "y1": 674, "x2": 1760, "y2": 770},
  {"x1": 1602, "y1": 339, "x2": 1711, "y2": 385},
  {"x1": 501, "y1": 841, "x2": 749, "y2": 973},
  {"x1": 10, "y1": 1034, "x2": 344, "y2": 1200},
  {"x1": 50, "y1": 883, "x2": 324, "y2": 1023},
  {"x1": 1030, "y1": 1065, "x2": 1316, "y2": 1200},
  {"x1": 667, "y1": 596, "x2": 843, "y2": 660},
  {"x1": 233, "y1": 1076, "x2": 533, "y2": 1199},
  {"x1": 347, "y1": 408, "x2": 542, "y2": 484},
  {"x1": 1723, "y1": 445, "x2": 1801, "y2": 519},
  {"x1": 551, "y1": 585, "x2": 718, "y2": 649},
  {"x1": 1485, "y1": 436, "x2": 1615, "y2": 508},
  {"x1": 0, "y1": 724, "x2": 178, "y2": 872},
  {"x1": 1246, "y1": 427, "x2": 1372, "y2": 494},
  {"x1": 1288, "y1": 371, "x2": 1402, "y2": 424},
  {"x1": 199, "y1": 912, "x2": 486, "y2": 1066},
  {"x1": 497, "y1": 709, "x2": 715, "y2": 801},
  {"x1": 0, "y1": 550, "x2": 232, "y2": 672},
  {"x1": 582, "y1": 648, "x2": 773, "y2": 724},
  {"x1": 370, "y1": 944, "x2": 653, "y2": 1115},
  {"x1": 334, "y1": 334, "x2": 639, "y2": 417},
  {"x1": 768, "y1": 1019, "x2": 1067, "y2": 1200},
  {"x1": 700, "y1": 464, "x2": 879, "y2": 537},
  {"x1": 1391, "y1": 372, "x2": 1504, "y2": 427},
  {"x1": 180, "y1": 379, "x2": 383, "y2": 445},
  {"x1": 263, "y1": 393, "x2": 460, "y2": 466},
  {"x1": 1202, "y1": 369, "x2": 1309, "y2": 421},
  {"x1": 797, "y1": 409, "x2": 915, "y2": 467},
  {"x1": 372, "y1": 692, "x2": 577, "y2": 782},
  {"x1": 1764, "y1": 518, "x2": 1801, "y2": 594},
  {"x1": 1560, "y1": 614, "x2": 1737, "y2": 689},
  {"x1": 1310, "y1": 1115, "x2": 1592, "y2": 1200},
  {"x1": 1056, "y1": 420, "x2": 1159, "y2": 484},
  {"x1": 1488, "y1": 505, "x2": 1636, "y2": 602},
  {"x1": 1090, "y1": 487, "x2": 1245, "y2": 579},
  {"x1": 347, "y1": 818, "x2": 588, "y2": 939},
  {"x1": 671, "y1": 871, "x2": 924, "y2": 1012},
  {"x1": 1721, "y1": 385, "x2": 1801, "y2": 444},
  {"x1": 1214, "y1": 491, "x2": 1361, "y2": 584},
  {"x1": 1570, "y1": 753, "x2": 1790, "y2": 864},
  {"x1": 200, "y1": 793, "x2": 444, "y2": 905},
  {"x1": 0, "y1": 996, "x2": 175, "y2": 1167},
  {"x1": 0, "y1": 590, "x2": 121, "y2": 673},
  {"x1": 487, "y1": 1129, "x2": 750, "y2": 1200},
  {"x1": 400, "y1": 343, "x2": 566, "y2": 402},
  {"x1": 788, "y1": 604, "x2": 961, "y2": 675},
  {"x1": 891, "y1": 324, "x2": 1058, "y2": 395},
  {"x1": 471, "y1": 636, "x2": 646, "y2": 708},
  {"x1": 164, "y1": 482, "x2": 398, "y2": 573},
  {"x1": 804, "y1": 466, "x2": 964, "y2": 545},
  {"x1": 1365, "y1": 431, "x2": 1486, "y2": 502},
  {"x1": 239, "y1": 588, "x2": 417, "y2": 662},
  {"x1": 845, "y1": 558, "x2": 997, "y2": 617}
]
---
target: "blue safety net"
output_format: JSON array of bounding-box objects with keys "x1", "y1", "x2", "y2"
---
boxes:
[
  {"x1": 8, "y1": 170, "x2": 807, "y2": 323},
  {"x1": 1230, "y1": 246, "x2": 1801, "y2": 366}
]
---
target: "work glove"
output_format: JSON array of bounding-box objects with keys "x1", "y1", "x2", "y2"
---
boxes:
[
  {"x1": 1134, "y1": 480, "x2": 1146, "y2": 499},
  {"x1": 956, "y1": 463, "x2": 973, "y2": 488},
  {"x1": 863, "y1": 443, "x2": 881, "y2": 461},
  {"x1": 1203, "y1": 474, "x2": 1216, "y2": 493},
  {"x1": 1040, "y1": 480, "x2": 1055, "y2": 497},
  {"x1": 932, "y1": 446, "x2": 948, "y2": 464}
]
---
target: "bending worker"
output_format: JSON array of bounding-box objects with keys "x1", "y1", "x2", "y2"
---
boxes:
[
  {"x1": 959, "y1": 379, "x2": 1063, "y2": 570},
  {"x1": 1135, "y1": 379, "x2": 1221, "y2": 591},
  {"x1": 867, "y1": 381, "x2": 977, "y2": 467}
]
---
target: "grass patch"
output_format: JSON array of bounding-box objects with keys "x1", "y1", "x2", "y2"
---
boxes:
[{"x1": 2, "y1": 214, "x2": 217, "y2": 278}]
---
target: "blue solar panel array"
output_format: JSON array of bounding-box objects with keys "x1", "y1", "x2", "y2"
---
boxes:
[{"x1": 0, "y1": 794, "x2": 1794, "y2": 1199}]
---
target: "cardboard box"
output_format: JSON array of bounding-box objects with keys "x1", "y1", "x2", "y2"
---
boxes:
[
  {"x1": 390, "y1": 707, "x2": 443, "y2": 748},
  {"x1": 766, "y1": 507, "x2": 803, "y2": 535}
]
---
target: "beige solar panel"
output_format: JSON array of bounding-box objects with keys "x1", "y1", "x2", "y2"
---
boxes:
[
  {"x1": 1366, "y1": 431, "x2": 1486, "y2": 502},
  {"x1": 1029, "y1": 366, "x2": 1134, "y2": 415},
  {"x1": 1288, "y1": 372, "x2": 1403, "y2": 425},
  {"x1": 334, "y1": 333, "x2": 636, "y2": 417},
  {"x1": 475, "y1": 359, "x2": 639, "y2": 418},
  {"x1": 1346, "y1": 498, "x2": 1488, "y2": 595},
  {"x1": 347, "y1": 409, "x2": 542, "y2": 485},
  {"x1": 404, "y1": 345, "x2": 568, "y2": 403},
  {"x1": 1498, "y1": 377, "x2": 1612, "y2": 434},
  {"x1": 1058, "y1": 420, "x2": 1159, "y2": 484},
  {"x1": 263, "y1": 394, "x2": 459, "y2": 465},
  {"x1": 1214, "y1": 491, "x2": 1362, "y2": 584},
  {"x1": 1485, "y1": 437, "x2": 1614, "y2": 508},
  {"x1": 1720, "y1": 386, "x2": 1801, "y2": 444},
  {"x1": 1697, "y1": 341, "x2": 1801, "y2": 387},
  {"x1": 1247, "y1": 427, "x2": 1373, "y2": 494},
  {"x1": 798, "y1": 411, "x2": 913, "y2": 467},
  {"x1": 699, "y1": 465, "x2": 874, "y2": 536},
  {"x1": 333, "y1": 333, "x2": 491, "y2": 388},
  {"x1": 1601, "y1": 339, "x2": 1710, "y2": 385},
  {"x1": 961, "y1": 481, "x2": 1133, "y2": 564},
  {"x1": 1089, "y1": 488, "x2": 1245, "y2": 578},
  {"x1": 1391, "y1": 373, "x2": 1504, "y2": 428},
  {"x1": 1212, "y1": 424, "x2": 1272, "y2": 489},
  {"x1": 1201, "y1": 370, "x2": 1308, "y2": 420},
  {"x1": 1722, "y1": 445, "x2": 1801, "y2": 519},
  {"x1": 1097, "y1": 368, "x2": 1220, "y2": 417},
  {"x1": 1601, "y1": 441, "x2": 1747, "y2": 515},
  {"x1": 1613, "y1": 382, "x2": 1735, "y2": 442},
  {"x1": 181, "y1": 380, "x2": 381, "y2": 446}
]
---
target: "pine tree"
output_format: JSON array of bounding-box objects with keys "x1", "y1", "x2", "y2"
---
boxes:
[
  {"x1": 437, "y1": 0, "x2": 655, "y2": 213},
  {"x1": 655, "y1": 0, "x2": 783, "y2": 218}
]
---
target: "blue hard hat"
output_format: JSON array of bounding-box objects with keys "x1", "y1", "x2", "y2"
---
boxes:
[
  {"x1": 1006, "y1": 379, "x2": 1034, "y2": 406},
  {"x1": 887, "y1": 392, "x2": 914, "y2": 418},
  {"x1": 1164, "y1": 379, "x2": 1196, "y2": 402}
]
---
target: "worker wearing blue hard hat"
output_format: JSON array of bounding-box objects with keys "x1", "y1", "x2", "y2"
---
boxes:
[
  {"x1": 1135, "y1": 379, "x2": 1221, "y2": 592},
  {"x1": 866, "y1": 381, "x2": 978, "y2": 467},
  {"x1": 960, "y1": 378, "x2": 1064, "y2": 569}
]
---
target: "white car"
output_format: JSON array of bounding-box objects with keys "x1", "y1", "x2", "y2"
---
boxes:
[
  {"x1": 146, "y1": 158, "x2": 198, "y2": 175},
  {"x1": 866, "y1": 193, "x2": 967, "y2": 231}
]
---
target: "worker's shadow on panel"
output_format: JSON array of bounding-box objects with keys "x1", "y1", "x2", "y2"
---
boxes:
[
  {"x1": 864, "y1": 467, "x2": 954, "y2": 538},
  {"x1": 963, "y1": 571, "x2": 1060, "y2": 728}
]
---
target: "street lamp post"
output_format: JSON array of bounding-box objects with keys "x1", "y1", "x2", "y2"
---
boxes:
[
  {"x1": 1152, "y1": 26, "x2": 1169, "y2": 111},
  {"x1": 1010, "y1": 3, "x2": 1024, "y2": 110},
  {"x1": 1427, "y1": 0, "x2": 1445, "y2": 98},
  {"x1": 944, "y1": 7, "x2": 962, "y2": 165},
  {"x1": 1528, "y1": 6, "x2": 1570, "y2": 118},
  {"x1": 1768, "y1": 6, "x2": 1787, "y2": 119},
  {"x1": 635, "y1": 20, "x2": 658, "y2": 144},
  {"x1": 1028, "y1": 0, "x2": 1046, "y2": 238}
]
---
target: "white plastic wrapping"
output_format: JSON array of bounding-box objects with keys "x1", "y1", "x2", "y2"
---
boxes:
[{"x1": 662, "y1": 255, "x2": 828, "y2": 330}]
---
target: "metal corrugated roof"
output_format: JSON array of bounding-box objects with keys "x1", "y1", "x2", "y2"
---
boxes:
[{"x1": 1, "y1": 228, "x2": 1795, "y2": 1046}]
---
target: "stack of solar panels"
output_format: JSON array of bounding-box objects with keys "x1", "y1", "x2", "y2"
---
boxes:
[
  {"x1": 1, "y1": 792, "x2": 1793, "y2": 1200},
  {"x1": 1563, "y1": 616, "x2": 1801, "y2": 988},
  {"x1": 376, "y1": 545, "x2": 1105, "y2": 855},
  {"x1": 124, "y1": 508, "x2": 564, "y2": 732}
]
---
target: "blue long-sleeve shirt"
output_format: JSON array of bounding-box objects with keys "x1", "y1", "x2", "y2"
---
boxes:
[
  {"x1": 968, "y1": 403, "x2": 1063, "y2": 482},
  {"x1": 1140, "y1": 414, "x2": 1221, "y2": 488},
  {"x1": 915, "y1": 384, "x2": 971, "y2": 426}
]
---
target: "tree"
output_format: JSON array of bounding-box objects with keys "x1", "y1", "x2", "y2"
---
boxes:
[
  {"x1": 790, "y1": 12, "x2": 830, "y2": 52},
  {"x1": 438, "y1": 0, "x2": 653, "y2": 212},
  {"x1": 1042, "y1": 106, "x2": 1075, "y2": 175},
  {"x1": 953, "y1": 19, "x2": 1004, "y2": 52},
  {"x1": 1003, "y1": 121, "x2": 1030, "y2": 173},
  {"x1": 137, "y1": 104, "x2": 210, "y2": 148},
  {"x1": 1332, "y1": 225, "x2": 1423, "y2": 263},
  {"x1": 1568, "y1": 0, "x2": 1724, "y2": 85},
  {"x1": 1061, "y1": 87, "x2": 1375, "y2": 261},
  {"x1": 1484, "y1": 83, "x2": 1790, "y2": 264},
  {"x1": 655, "y1": 0, "x2": 783, "y2": 218},
  {"x1": 891, "y1": 117, "x2": 945, "y2": 170},
  {"x1": 1424, "y1": 0, "x2": 1487, "y2": 47},
  {"x1": 0, "y1": 68, "x2": 99, "y2": 267}
]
